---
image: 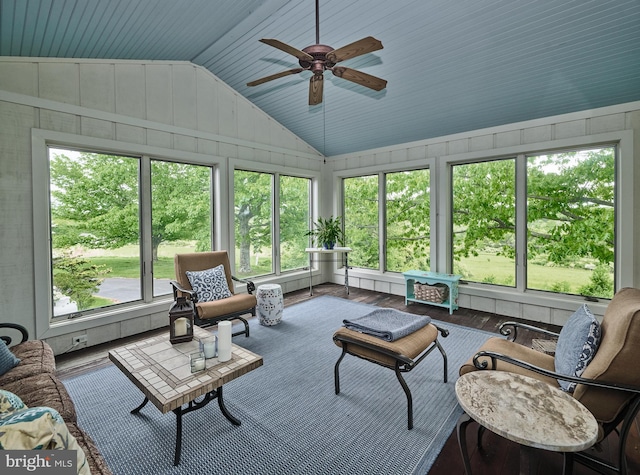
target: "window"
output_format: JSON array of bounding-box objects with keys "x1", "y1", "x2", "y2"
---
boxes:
[
  {"x1": 344, "y1": 175, "x2": 379, "y2": 269},
  {"x1": 385, "y1": 169, "x2": 431, "y2": 272},
  {"x1": 234, "y1": 170, "x2": 274, "y2": 277},
  {"x1": 151, "y1": 160, "x2": 212, "y2": 297},
  {"x1": 450, "y1": 146, "x2": 616, "y2": 299},
  {"x1": 452, "y1": 159, "x2": 516, "y2": 286},
  {"x1": 233, "y1": 169, "x2": 312, "y2": 278},
  {"x1": 343, "y1": 169, "x2": 430, "y2": 272},
  {"x1": 48, "y1": 147, "x2": 215, "y2": 319},
  {"x1": 526, "y1": 147, "x2": 615, "y2": 298},
  {"x1": 50, "y1": 149, "x2": 141, "y2": 317},
  {"x1": 280, "y1": 175, "x2": 311, "y2": 272}
]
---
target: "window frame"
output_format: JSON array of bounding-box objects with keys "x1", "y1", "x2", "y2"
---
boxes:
[
  {"x1": 229, "y1": 159, "x2": 319, "y2": 280},
  {"x1": 32, "y1": 130, "x2": 226, "y2": 340},
  {"x1": 337, "y1": 162, "x2": 435, "y2": 277},
  {"x1": 523, "y1": 145, "x2": 617, "y2": 297},
  {"x1": 335, "y1": 131, "x2": 633, "y2": 312},
  {"x1": 450, "y1": 156, "x2": 517, "y2": 287},
  {"x1": 441, "y1": 131, "x2": 634, "y2": 308}
]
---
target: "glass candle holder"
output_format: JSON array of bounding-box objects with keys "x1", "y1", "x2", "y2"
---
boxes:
[
  {"x1": 189, "y1": 351, "x2": 206, "y2": 373},
  {"x1": 199, "y1": 335, "x2": 217, "y2": 359}
]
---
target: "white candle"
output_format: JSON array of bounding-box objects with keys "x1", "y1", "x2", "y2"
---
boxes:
[
  {"x1": 190, "y1": 352, "x2": 205, "y2": 372},
  {"x1": 203, "y1": 340, "x2": 216, "y2": 359},
  {"x1": 217, "y1": 321, "x2": 232, "y2": 362},
  {"x1": 174, "y1": 317, "x2": 188, "y2": 336},
  {"x1": 193, "y1": 359, "x2": 205, "y2": 371}
]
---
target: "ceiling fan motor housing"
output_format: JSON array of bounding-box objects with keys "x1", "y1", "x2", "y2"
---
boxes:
[{"x1": 301, "y1": 44, "x2": 335, "y2": 74}]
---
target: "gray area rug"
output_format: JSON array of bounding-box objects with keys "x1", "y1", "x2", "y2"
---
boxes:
[{"x1": 63, "y1": 296, "x2": 494, "y2": 475}]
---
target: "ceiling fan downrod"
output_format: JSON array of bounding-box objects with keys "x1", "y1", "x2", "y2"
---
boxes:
[{"x1": 315, "y1": 0, "x2": 320, "y2": 45}]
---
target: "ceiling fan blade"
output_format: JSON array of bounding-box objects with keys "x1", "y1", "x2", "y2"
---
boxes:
[
  {"x1": 309, "y1": 75, "x2": 324, "y2": 105},
  {"x1": 326, "y1": 36, "x2": 383, "y2": 63},
  {"x1": 260, "y1": 38, "x2": 314, "y2": 62},
  {"x1": 332, "y1": 67, "x2": 387, "y2": 91},
  {"x1": 246, "y1": 68, "x2": 304, "y2": 87}
]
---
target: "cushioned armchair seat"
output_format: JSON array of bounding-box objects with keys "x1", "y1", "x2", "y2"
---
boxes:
[
  {"x1": 460, "y1": 337, "x2": 558, "y2": 387},
  {"x1": 459, "y1": 287, "x2": 640, "y2": 475},
  {"x1": 195, "y1": 293, "x2": 257, "y2": 320},
  {"x1": 171, "y1": 251, "x2": 257, "y2": 337}
]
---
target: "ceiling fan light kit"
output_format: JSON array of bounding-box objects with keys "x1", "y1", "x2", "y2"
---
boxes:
[{"x1": 247, "y1": 0, "x2": 387, "y2": 105}]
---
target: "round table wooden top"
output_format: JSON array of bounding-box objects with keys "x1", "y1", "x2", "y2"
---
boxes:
[{"x1": 455, "y1": 371, "x2": 599, "y2": 452}]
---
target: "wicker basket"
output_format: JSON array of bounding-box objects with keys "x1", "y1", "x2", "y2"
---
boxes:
[{"x1": 414, "y1": 282, "x2": 449, "y2": 303}]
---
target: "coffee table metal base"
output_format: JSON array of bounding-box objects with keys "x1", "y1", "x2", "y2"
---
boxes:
[
  {"x1": 457, "y1": 412, "x2": 575, "y2": 475},
  {"x1": 131, "y1": 385, "x2": 240, "y2": 466}
]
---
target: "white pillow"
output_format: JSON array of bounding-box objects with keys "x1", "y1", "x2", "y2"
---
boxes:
[{"x1": 186, "y1": 264, "x2": 232, "y2": 302}]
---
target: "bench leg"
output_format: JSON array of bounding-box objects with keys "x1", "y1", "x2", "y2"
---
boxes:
[
  {"x1": 394, "y1": 363, "x2": 414, "y2": 430},
  {"x1": 435, "y1": 339, "x2": 448, "y2": 383},
  {"x1": 334, "y1": 347, "x2": 347, "y2": 394}
]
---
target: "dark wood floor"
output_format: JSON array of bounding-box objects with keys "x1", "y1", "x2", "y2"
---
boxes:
[{"x1": 56, "y1": 283, "x2": 640, "y2": 474}]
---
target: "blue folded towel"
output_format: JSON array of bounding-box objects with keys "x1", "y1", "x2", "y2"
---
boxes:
[{"x1": 343, "y1": 309, "x2": 431, "y2": 341}]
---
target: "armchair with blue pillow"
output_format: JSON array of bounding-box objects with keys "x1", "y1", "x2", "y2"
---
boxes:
[
  {"x1": 170, "y1": 251, "x2": 257, "y2": 338},
  {"x1": 459, "y1": 287, "x2": 640, "y2": 475}
]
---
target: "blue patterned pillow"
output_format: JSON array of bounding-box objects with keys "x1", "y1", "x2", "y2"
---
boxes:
[
  {"x1": 0, "y1": 341, "x2": 20, "y2": 377},
  {"x1": 186, "y1": 264, "x2": 232, "y2": 303},
  {"x1": 555, "y1": 304, "x2": 601, "y2": 392}
]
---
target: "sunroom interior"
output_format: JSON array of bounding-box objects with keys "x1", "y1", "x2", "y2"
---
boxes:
[{"x1": 1, "y1": 0, "x2": 640, "y2": 355}]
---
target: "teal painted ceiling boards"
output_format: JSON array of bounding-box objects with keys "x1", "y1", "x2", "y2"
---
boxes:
[{"x1": 2, "y1": 0, "x2": 639, "y2": 156}]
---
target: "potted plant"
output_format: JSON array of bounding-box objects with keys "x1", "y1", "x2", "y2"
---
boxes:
[{"x1": 306, "y1": 216, "x2": 345, "y2": 250}]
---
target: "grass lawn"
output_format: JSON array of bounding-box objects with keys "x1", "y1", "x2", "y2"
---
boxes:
[
  {"x1": 458, "y1": 252, "x2": 593, "y2": 293},
  {"x1": 85, "y1": 245, "x2": 602, "y2": 297},
  {"x1": 90, "y1": 256, "x2": 175, "y2": 279}
]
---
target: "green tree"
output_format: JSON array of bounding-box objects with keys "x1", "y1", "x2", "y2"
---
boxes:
[
  {"x1": 50, "y1": 152, "x2": 211, "y2": 259},
  {"x1": 453, "y1": 159, "x2": 516, "y2": 261},
  {"x1": 344, "y1": 175, "x2": 379, "y2": 268},
  {"x1": 578, "y1": 265, "x2": 614, "y2": 298},
  {"x1": 527, "y1": 150, "x2": 614, "y2": 265},
  {"x1": 53, "y1": 254, "x2": 110, "y2": 310},
  {"x1": 234, "y1": 170, "x2": 272, "y2": 273},
  {"x1": 386, "y1": 170, "x2": 430, "y2": 271},
  {"x1": 151, "y1": 161, "x2": 211, "y2": 257},
  {"x1": 452, "y1": 149, "x2": 614, "y2": 268},
  {"x1": 280, "y1": 175, "x2": 311, "y2": 270}
]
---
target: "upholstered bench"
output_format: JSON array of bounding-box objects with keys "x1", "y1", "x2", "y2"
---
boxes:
[{"x1": 332, "y1": 312, "x2": 449, "y2": 429}]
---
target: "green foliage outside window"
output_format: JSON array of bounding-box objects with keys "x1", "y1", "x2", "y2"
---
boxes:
[
  {"x1": 386, "y1": 169, "x2": 431, "y2": 272},
  {"x1": 52, "y1": 254, "x2": 110, "y2": 311},
  {"x1": 280, "y1": 175, "x2": 311, "y2": 271},
  {"x1": 344, "y1": 175, "x2": 379, "y2": 269}
]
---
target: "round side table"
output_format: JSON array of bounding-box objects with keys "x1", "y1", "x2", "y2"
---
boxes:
[{"x1": 256, "y1": 284, "x2": 284, "y2": 326}]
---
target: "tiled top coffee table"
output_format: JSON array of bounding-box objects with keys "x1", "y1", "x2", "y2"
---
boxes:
[{"x1": 108, "y1": 326, "x2": 262, "y2": 465}]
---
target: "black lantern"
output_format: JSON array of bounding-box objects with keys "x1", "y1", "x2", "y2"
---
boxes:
[{"x1": 169, "y1": 296, "x2": 194, "y2": 344}]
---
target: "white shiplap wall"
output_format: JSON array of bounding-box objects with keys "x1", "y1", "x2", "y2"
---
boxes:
[
  {"x1": 0, "y1": 57, "x2": 323, "y2": 354},
  {"x1": 327, "y1": 103, "x2": 640, "y2": 327}
]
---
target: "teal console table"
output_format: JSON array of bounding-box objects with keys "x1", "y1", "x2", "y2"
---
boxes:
[{"x1": 403, "y1": 270, "x2": 462, "y2": 314}]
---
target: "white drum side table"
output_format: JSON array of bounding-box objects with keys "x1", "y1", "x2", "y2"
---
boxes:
[{"x1": 256, "y1": 284, "x2": 284, "y2": 326}]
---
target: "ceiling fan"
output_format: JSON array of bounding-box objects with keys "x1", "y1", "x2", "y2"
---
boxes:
[{"x1": 246, "y1": 0, "x2": 387, "y2": 105}]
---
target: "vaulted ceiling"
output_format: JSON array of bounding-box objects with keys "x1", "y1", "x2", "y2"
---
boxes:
[{"x1": 2, "y1": 0, "x2": 639, "y2": 156}]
